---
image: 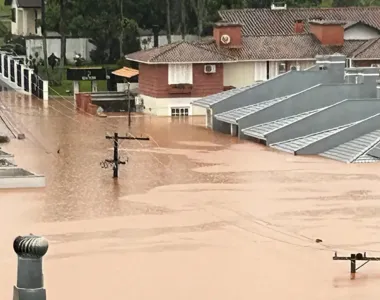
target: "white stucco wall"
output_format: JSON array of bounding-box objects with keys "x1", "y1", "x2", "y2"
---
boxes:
[
  {"x1": 10, "y1": 0, "x2": 17, "y2": 35},
  {"x1": 11, "y1": 3, "x2": 41, "y2": 36},
  {"x1": 26, "y1": 38, "x2": 96, "y2": 62},
  {"x1": 140, "y1": 94, "x2": 206, "y2": 116},
  {"x1": 223, "y1": 60, "x2": 315, "y2": 87},
  {"x1": 223, "y1": 62, "x2": 255, "y2": 87},
  {"x1": 344, "y1": 24, "x2": 380, "y2": 40}
]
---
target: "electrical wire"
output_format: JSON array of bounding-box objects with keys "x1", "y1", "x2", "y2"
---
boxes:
[{"x1": 5, "y1": 66, "x2": 379, "y2": 257}]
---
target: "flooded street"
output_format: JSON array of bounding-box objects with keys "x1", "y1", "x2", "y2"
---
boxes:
[{"x1": 2, "y1": 90, "x2": 380, "y2": 299}]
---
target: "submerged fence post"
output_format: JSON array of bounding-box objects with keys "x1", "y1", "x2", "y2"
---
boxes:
[{"x1": 13, "y1": 234, "x2": 49, "y2": 300}]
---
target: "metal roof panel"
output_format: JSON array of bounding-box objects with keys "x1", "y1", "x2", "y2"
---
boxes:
[
  {"x1": 191, "y1": 84, "x2": 258, "y2": 108},
  {"x1": 270, "y1": 122, "x2": 357, "y2": 153},
  {"x1": 321, "y1": 129, "x2": 380, "y2": 163},
  {"x1": 242, "y1": 108, "x2": 323, "y2": 139},
  {"x1": 214, "y1": 96, "x2": 288, "y2": 125}
]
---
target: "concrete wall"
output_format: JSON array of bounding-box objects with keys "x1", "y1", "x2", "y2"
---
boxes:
[
  {"x1": 296, "y1": 112, "x2": 380, "y2": 155},
  {"x1": 26, "y1": 38, "x2": 96, "y2": 63},
  {"x1": 345, "y1": 67, "x2": 380, "y2": 85},
  {"x1": 238, "y1": 84, "x2": 373, "y2": 137},
  {"x1": 266, "y1": 99, "x2": 380, "y2": 144}
]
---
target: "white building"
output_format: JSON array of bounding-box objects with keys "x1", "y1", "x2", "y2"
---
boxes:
[{"x1": 5, "y1": 0, "x2": 41, "y2": 36}]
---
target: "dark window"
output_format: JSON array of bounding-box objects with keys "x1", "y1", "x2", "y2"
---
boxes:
[
  {"x1": 11, "y1": 8, "x2": 15, "y2": 22},
  {"x1": 171, "y1": 107, "x2": 189, "y2": 117}
]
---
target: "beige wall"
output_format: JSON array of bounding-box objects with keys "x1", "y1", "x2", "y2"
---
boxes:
[
  {"x1": 140, "y1": 94, "x2": 206, "y2": 116},
  {"x1": 223, "y1": 60, "x2": 316, "y2": 88},
  {"x1": 223, "y1": 62, "x2": 255, "y2": 87}
]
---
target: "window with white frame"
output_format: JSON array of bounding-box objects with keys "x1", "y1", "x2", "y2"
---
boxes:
[
  {"x1": 171, "y1": 107, "x2": 189, "y2": 116},
  {"x1": 168, "y1": 64, "x2": 193, "y2": 85}
]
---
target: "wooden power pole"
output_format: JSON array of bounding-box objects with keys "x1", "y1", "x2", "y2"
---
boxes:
[
  {"x1": 101, "y1": 132, "x2": 149, "y2": 178},
  {"x1": 333, "y1": 252, "x2": 380, "y2": 279}
]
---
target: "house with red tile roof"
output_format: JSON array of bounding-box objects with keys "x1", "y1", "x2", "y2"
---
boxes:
[{"x1": 126, "y1": 5, "x2": 380, "y2": 117}]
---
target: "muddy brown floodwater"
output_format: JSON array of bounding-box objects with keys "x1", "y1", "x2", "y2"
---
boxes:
[{"x1": 1, "y1": 90, "x2": 380, "y2": 299}]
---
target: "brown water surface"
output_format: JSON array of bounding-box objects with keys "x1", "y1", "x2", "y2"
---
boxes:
[{"x1": 1, "y1": 90, "x2": 380, "y2": 299}]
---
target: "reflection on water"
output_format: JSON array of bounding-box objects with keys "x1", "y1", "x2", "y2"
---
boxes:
[{"x1": 1, "y1": 91, "x2": 380, "y2": 299}]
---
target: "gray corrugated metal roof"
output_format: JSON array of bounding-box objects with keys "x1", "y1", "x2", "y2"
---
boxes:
[
  {"x1": 191, "y1": 84, "x2": 259, "y2": 108},
  {"x1": 354, "y1": 153, "x2": 380, "y2": 163},
  {"x1": 270, "y1": 122, "x2": 357, "y2": 153},
  {"x1": 321, "y1": 129, "x2": 380, "y2": 163},
  {"x1": 242, "y1": 108, "x2": 323, "y2": 139},
  {"x1": 367, "y1": 143, "x2": 380, "y2": 158},
  {"x1": 214, "y1": 96, "x2": 288, "y2": 125}
]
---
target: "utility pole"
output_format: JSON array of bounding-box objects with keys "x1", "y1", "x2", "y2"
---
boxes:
[
  {"x1": 333, "y1": 252, "x2": 380, "y2": 279},
  {"x1": 127, "y1": 81, "x2": 131, "y2": 127},
  {"x1": 102, "y1": 132, "x2": 149, "y2": 178}
]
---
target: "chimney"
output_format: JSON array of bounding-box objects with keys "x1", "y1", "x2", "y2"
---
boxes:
[
  {"x1": 294, "y1": 20, "x2": 304, "y2": 33},
  {"x1": 213, "y1": 21, "x2": 242, "y2": 48},
  {"x1": 152, "y1": 25, "x2": 159, "y2": 48},
  {"x1": 309, "y1": 20, "x2": 345, "y2": 46}
]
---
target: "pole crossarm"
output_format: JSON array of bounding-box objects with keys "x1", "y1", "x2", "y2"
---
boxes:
[
  {"x1": 103, "y1": 132, "x2": 149, "y2": 178},
  {"x1": 333, "y1": 252, "x2": 380, "y2": 279}
]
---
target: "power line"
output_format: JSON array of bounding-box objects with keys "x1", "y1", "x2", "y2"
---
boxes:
[{"x1": 10, "y1": 70, "x2": 380, "y2": 262}]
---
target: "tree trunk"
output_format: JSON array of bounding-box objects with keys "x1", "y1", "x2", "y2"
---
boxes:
[
  {"x1": 180, "y1": 0, "x2": 186, "y2": 39},
  {"x1": 58, "y1": 0, "x2": 66, "y2": 83},
  {"x1": 41, "y1": 0, "x2": 49, "y2": 79},
  {"x1": 119, "y1": 0, "x2": 124, "y2": 58},
  {"x1": 166, "y1": 0, "x2": 172, "y2": 43},
  {"x1": 190, "y1": 0, "x2": 206, "y2": 38}
]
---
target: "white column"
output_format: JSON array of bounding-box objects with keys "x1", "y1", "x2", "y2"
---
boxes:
[
  {"x1": 14, "y1": 60, "x2": 18, "y2": 86},
  {"x1": 7, "y1": 56, "x2": 11, "y2": 80},
  {"x1": 22, "y1": 10, "x2": 27, "y2": 35},
  {"x1": 20, "y1": 64, "x2": 25, "y2": 90},
  {"x1": 73, "y1": 81, "x2": 79, "y2": 94},
  {"x1": 43, "y1": 81, "x2": 49, "y2": 101},
  {"x1": 91, "y1": 81, "x2": 98, "y2": 92},
  {"x1": 230, "y1": 124, "x2": 238, "y2": 136},
  {"x1": 28, "y1": 69, "x2": 33, "y2": 94},
  {"x1": 0, "y1": 53, "x2": 3, "y2": 75}
]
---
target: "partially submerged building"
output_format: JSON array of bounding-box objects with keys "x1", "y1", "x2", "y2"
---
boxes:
[
  {"x1": 0, "y1": 147, "x2": 45, "y2": 188},
  {"x1": 192, "y1": 53, "x2": 380, "y2": 163}
]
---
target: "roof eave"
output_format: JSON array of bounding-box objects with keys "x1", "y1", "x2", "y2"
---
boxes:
[
  {"x1": 126, "y1": 57, "x2": 318, "y2": 64},
  {"x1": 191, "y1": 101, "x2": 212, "y2": 108},
  {"x1": 352, "y1": 57, "x2": 380, "y2": 60},
  {"x1": 125, "y1": 57, "x2": 235, "y2": 64}
]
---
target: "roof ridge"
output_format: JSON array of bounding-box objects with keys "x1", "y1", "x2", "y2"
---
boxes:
[
  {"x1": 219, "y1": 6, "x2": 380, "y2": 12},
  {"x1": 191, "y1": 41, "x2": 237, "y2": 61},
  {"x1": 152, "y1": 41, "x2": 186, "y2": 62},
  {"x1": 352, "y1": 37, "x2": 380, "y2": 58}
]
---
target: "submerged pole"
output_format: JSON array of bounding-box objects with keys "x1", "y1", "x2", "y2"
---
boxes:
[{"x1": 13, "y1": 234, "x2": 49, "y2": 300}]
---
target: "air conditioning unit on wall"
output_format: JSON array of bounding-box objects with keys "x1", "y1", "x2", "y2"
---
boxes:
[{"x1": 204, "y1": 64, "x2": 216, "y2": 73}]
